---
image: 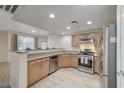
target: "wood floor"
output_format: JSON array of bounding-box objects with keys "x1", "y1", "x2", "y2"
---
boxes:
[
  {"x1": 30, "y1": 68, "x2": 103, "y2": 88},
  {"x1": 0, "y1": 62, "x2": 10, "y2": 88},
  {"x1": 0, "y1": 63, "x2": 103, "y2": 88}
]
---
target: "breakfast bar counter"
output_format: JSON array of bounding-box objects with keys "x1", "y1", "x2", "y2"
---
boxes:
[{"x1": 8, "y1": 49, "x2": 79, "y2": 88}]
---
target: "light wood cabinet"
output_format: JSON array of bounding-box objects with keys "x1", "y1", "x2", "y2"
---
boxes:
[
  {"x1": 28, "y1": 54, "x2": 78, "y2": 86},
  {"x1": 28, "y1": 57, "x2": 50, "y2": 86},
  {"x1": 41, "y1": 57, "x2": 50, "y2": 78},
  {"x1": 71, "y1": 55, "x2": 78, "y2": 68},
  {"x1": 72, "y1": 35, "x2": 79, "y2": 47},
  {"x1": 93, "y1": 56, "x2": 100, "y2": 74},
  {"x1": 58, "y1": 54, "x2": 78, "y2": 68},
  {"x1": 58, "y1": 54, "x2": 72, "y2": 67},
  {"x1": 28, "y1": 59, "x2": 42, "y2": 86}
]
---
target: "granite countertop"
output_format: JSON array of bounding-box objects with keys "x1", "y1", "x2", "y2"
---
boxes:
[{"x1": 27, "y1": 49, "x2": 79, "y2": 61}]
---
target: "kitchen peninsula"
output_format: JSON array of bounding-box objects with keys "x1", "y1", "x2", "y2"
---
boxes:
[{"x1": 8, "y1": 49, "x2": 79, "y2": 88}]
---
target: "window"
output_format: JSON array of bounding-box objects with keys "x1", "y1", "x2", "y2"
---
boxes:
[
  {"x1": 41, "y1": 41, "x2": 47, "y2": 49},
  {"x1": 18, "y1": 36, "x2": 35, "y2": 51}
]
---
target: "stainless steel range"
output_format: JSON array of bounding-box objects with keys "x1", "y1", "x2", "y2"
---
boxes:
[{"x1": 78, "y1": 54, "x2": 94, "y2": 74}]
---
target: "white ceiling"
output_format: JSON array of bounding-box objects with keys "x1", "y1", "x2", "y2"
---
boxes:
[
  {"x1": 0, "y1": 9, "x2": 49, "y2": 36},
  {"x1": 12, "y1": 5, "x2": 116, "y2": 35}
]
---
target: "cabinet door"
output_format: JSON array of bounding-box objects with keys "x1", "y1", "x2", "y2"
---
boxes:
[
  {"x1": 58, "y1": 55, "x2": 72, "y2": 67},
  {"x1": 71, "y1": 55, "x2": 78, "y2": 68},
  {"x1": 58, "y1": 55, "x2": 63, "y2": 67},
  {"x1": 41, "y1": 57, "x2": 50, "y2": 78},
  {"x1": 28, "y1": 59, "x2": 42, "y2": 85},
  {"x1": 72, "y1": 35, "x2": 79, "y2": 47},
  {"x1": 93, "y1": 57, "x2": 100, "y2": 74}
]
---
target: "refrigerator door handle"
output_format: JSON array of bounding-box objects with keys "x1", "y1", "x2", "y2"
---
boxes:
[
  {"x1": 120, "y1": 70, "x2": 124, "y2": 76},
  {"x1": 117, "y1": 71, "x2": 124, "y2": 76},
  {"x1": 117, "y1": 72, "x2": 120, "y2": 76},
  {"x1": 102, "y1": 26, "x2": 109, "y2": 75}
]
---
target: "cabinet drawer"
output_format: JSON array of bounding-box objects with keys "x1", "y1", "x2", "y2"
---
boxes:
[
  {"x1": 29, "y1": 59, "x2": 41, "y2": 66},
  {"x1": 42, "y1": 57, "x2": 49, "y2": 62}
]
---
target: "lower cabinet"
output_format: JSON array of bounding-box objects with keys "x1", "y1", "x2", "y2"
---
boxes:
[
  {"x1": 28, "y1": 59, "x2": 42, "y2": 86},
  {"x1": 41, "y1": 58, "x2": 50, "y2": 78},
  {"x1": 58, "y1": 54, "x2": 72, "y2": 67},
  {"x1": 71, "y1": 55, "x2": 78, "y2": 68},
  {"x1": 28, "y1": 54, "x2": 78, "y2": 86},
  {"x1": 28, "y1": 57, "x2": 50, "y2": 86},
  {"x1": 58, "y1": 54, "x2": 78, "y2": 68},
  {"x1": 93, "y1": 56, "x2": 100, "y2": 74}
]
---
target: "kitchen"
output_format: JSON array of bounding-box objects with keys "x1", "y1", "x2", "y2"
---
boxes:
[
  {"x1": 0, "y1": 5, "x2": 116, "y2": 88},
  {"x1": 9, "y1": 30, "x2": 103, "y2": 88}
]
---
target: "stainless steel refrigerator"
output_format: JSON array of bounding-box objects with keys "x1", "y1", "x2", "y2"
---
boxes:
[{"x1": 102, "y1": 24, "x2": 116, "y2": 88}]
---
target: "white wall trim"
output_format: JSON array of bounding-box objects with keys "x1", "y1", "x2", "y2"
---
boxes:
[{"x1": 117, "y1": 5, "x2": 121, "y2": 88}]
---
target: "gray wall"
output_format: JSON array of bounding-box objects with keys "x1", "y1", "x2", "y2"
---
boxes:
[
  {"x1": 0, "y1": 31, "x2": 47, "y2": 62},
  {"x1": 0, "y1": 31, "x2": 8, "y2": 62}
]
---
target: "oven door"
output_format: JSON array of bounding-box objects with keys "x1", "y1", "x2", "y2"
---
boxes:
[{"x1": 78, "y1": 57, "x2": 92, "y2": 68}]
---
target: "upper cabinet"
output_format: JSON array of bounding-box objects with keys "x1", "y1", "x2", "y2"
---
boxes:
[
  {"x1": 79, "y1": 33, "x2": 93, "y2": 39},
  {"x1": 72, "y1": 35, "x2": 79, "y2": 47},
  {"x1": 92, "y1": 32, "x2": 102, "y2": 50},
  {"x1": 72, "y1": 32, "x2": 102, "y2": 50}
]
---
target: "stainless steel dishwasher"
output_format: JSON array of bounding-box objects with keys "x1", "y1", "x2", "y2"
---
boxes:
[{"x1": 50, "y1": 55, "x2": 58, "y2": 73}]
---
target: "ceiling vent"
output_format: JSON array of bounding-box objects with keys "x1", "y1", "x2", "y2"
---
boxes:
[
  {"x1": 0, "y1": 5, "x2": 19, "y2": 14},
  {"x1": 71, "y1": 20, "x2": 78, "y2": 25}
]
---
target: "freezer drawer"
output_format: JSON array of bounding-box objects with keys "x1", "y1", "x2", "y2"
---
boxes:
[
  {"x1": 102, "y1": 76, "x2": 108, "y2": 88},
  {"x1": 117, "y1": 71, "x2": 124, "y2": 88}
]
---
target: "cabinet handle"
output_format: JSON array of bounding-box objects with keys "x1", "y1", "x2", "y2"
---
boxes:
[{"x1": 30, "y1": 63, "x2": 41, "y2": 66}]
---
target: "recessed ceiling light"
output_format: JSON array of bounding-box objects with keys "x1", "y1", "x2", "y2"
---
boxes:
[
  {"x1": 62, "y1": 32, "x2": 65, "y2": 35},
  {"x1": 49, "y1": 14, "x2": 55, "y2": 18},
  {"x1": 86, "y1": 21, "x2": 92, "y2": 25},
  {"x1": 67, "y1": 26, "x2": 71, "y2": 30},
  {"x1": 122, "y1": 14, "x2": 124, "y2": 17},
  {"x1": 32, "y1": 30, "x2": 36, "y2": 33}
]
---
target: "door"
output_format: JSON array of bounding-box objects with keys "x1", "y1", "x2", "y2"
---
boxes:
[
  {"x1": 28, "y1": 59, "x2": 42, "y2": 85},
  {"x1": 41, "y1": 58, "x2": 49, "y2": 78},
  {"x1": 72, "y1": 35, "x2": 79, "y2": 47},
  {"x1": 93, "y1": 56, "x2": 100, "y2": 74},
  {"x1": 120, "y1": 6, "x2": 124, "y2": 88},
  {"x1": 71, "y1": 55, "x2": 78, "y2": 68},
  {"x1": 117, "y1": 6, "x2": 124, "y2": 88},
  {"x1": 58, "y1": 55, "x2": 72, "y2": 67}
]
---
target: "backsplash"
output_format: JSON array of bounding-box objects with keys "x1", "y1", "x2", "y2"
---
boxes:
[{"x1": 80, "y1": 43, "x2": 95, "y2": 52}]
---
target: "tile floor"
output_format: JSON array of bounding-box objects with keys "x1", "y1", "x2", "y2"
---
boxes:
[
  {"x1": 0, "y1": 62, "x2": 10, "y2": 88},
  {"x1": 0, "y1": 63, "x2": 103, "y2": 88},
  {"x1": 30, "y1": 68, "x2": 103, "y2": 88}
]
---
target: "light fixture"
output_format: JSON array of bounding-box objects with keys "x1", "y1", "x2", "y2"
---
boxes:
[
  {"x1": 67, "y1": 26, "x2": 71, "y2": 30},
  {"x1": 122, "y1": 14, "x2": 124, "y2": 17},
  {"x1": 49, "y1": 14, "x2": 55, "y2": 18},
  {"x1": 32, "y1": 30, "x2": 36, "y2": 33},
  {"x1": 62, "y1": 32, "x2": 65, "y2": 35},
  {"x1": 86, "y1": 21, "x2": 92, "y2": 25}
]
